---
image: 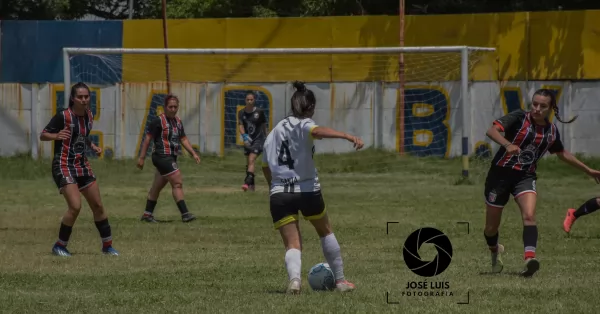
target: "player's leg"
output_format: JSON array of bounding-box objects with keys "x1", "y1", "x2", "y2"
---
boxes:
[
  {"x1": 243, "y1": 152, "x2": 259, "y2": 191},
  {"x1": 242, "y1": 147, "x2": 254, "y2": 191},
  {"x1": 80, "y1": 178, "x2": 118, "y2": 255},
  {"x1": 141, "y1": 170, "x2": 168, "y2": 222},
  {"x1": 563, "y1": 197, "x2": 600, "y2": 233},
  {"x1": 271, "y1": 192, "x2": 302, "y2": 294},
  {"x1": 303, "y1": 191, "x2": 355, "y2": 292},
  {"x1": 513, "y1": 174, "x2": 539, "y2": 277},
  {"x1": 52, "y1": 176, "x2": 82, "y2": 257},
  {"x1": 164, "y1": 165, "x2": 196, "y2": 223},
  {"x1": 482, "y1": 168, "x2": 510, "y2": 273}
]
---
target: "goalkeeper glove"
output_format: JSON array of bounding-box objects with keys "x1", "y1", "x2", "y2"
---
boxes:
[{"x1": 242, "y1": 134, "x2": 251, "y2": 146}]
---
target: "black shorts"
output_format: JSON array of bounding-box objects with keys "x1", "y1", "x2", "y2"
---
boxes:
[
  {"x1": 152, "y1": 154, "x2": 179, "y2": 176},
  {"x1": 270, "y1": 190, "x2": 326, "y2": 229},
  {"x1": 244, "y1": 140, "x2": 264, "y2": 156},
  {"x1": 52, "y1": 171, "x2": 96, "y2": 193},
  {"x1": 484, "y1": 166, "x2": 537, "y2": 208}
]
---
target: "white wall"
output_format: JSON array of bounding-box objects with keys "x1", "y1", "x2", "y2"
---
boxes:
[{"x1": 1, "y1": 81, "x2": 598, "y2": 159}]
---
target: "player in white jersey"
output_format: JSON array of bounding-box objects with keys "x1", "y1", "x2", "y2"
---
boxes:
[{"x1": 261, "y1": 81, "x2": 364, "y2": 294}]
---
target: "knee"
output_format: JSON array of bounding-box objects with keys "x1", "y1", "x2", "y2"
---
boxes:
[
  {"x1": 595, "y1": 198, "x2": 600, "y2": 207},
  {"x1": 68, "y1": 204, "x2": 82, "y2": 215},
  {"x1": 89, "y1": 199, "x2": 104, "y2": 213},
  {"x1": 522, "y1": 213, "x2": 536, "y2": 225},
  {"x1": 171, "y1": 182, "x2": 183, "y2": 189}
]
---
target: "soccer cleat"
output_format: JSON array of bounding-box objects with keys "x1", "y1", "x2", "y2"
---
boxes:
[
  {"x1": 563, "y1": 208, "x2": 577, "y2": 233},
  {"x1": 491, "y1": 244, "x2": 505, "y2": 273},
  {"x1": 140, "y1": 215, "x2": 159, "y2": 223},
  {"x1": 286, "y1": 278, "x2": 301, "y2": 295},
  {"x1": 242, "y1": 184, "x2": 250, "y2": 192},
  {"x1": 102, "y1": 246, "x2": 119, "y2": 256},
  {"x1": 520, "y1": 258, "x2": 540, "y2": 277},
  {"x1": 52, "y1": 244, "x2": 72, "y2": 257},
  {"x1": 182, "y1": 213, "x2": 196, "y2": 223},
  {"x1": 334, "y1": 280, "x2": 356, "y2": 292}
]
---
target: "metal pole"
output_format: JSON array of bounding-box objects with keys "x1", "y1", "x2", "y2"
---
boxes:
[
  {"x1": 398, "y1": 0, "x2": 406, "y2": 155},
  {"x1": 161, "y1": 0, "x2": 171, "y2": 94},
  {"x1": 128, "y1": 0, "x2": 134, "y2": 19},
  {"x1": 460, "y1": 47, "x2": 470, "y2": 178}
]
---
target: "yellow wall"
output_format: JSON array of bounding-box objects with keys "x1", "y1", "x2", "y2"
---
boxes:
[{"x1": 122, "y1": 10, "x2": 600, "y2": 82}]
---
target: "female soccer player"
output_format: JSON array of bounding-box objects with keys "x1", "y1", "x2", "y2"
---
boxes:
[
  {"x1": 238, "y1": 91, "x2": 268, "y2": 192},
  {"x1": 261, "y1": 81, "x2": 363, "y2": 294},
  {"x1": 137, "y1": 94, "x2": 200, "y2": 223},
  {"x1": 563, "y1": 196, "x2": 600, "y2": 233},
  {"x1": 482, "y1": 88, "x2": 600, "y2": 277},
  {"x1": 40, "y1": 82, "x2": 118, "y2": 257}
]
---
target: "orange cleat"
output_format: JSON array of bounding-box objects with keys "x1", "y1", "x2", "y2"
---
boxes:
[{"x1": 563, "y1": 208, "x2": 577, "y2": 233}]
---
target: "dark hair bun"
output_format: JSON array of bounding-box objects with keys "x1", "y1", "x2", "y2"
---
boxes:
[{"x1": 293, "y1": 81, "x2": 306, "y2": 92}]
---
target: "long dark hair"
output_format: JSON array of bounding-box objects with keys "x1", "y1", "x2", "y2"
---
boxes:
[
  {"x1": 290, "y1": 81, "x2": 316, "y2": 118},
  {"x1": 533, "y1": 88, "x2": 577, "y2": 123},
  {"x1": 68, "y1": 82, "x2": 90, "y2": 108}
]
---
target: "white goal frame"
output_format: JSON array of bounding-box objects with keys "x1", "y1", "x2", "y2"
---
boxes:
[{"x1": 62, "y1": 46, "x2": 496, "y2": 177}]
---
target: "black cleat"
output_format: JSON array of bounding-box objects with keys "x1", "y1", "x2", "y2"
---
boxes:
[{"x1": 182, "y1": 213, "x2": 197, "y2": 223}]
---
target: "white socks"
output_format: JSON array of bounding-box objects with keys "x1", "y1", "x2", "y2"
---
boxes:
[
  {"x1": 320, "y1": 233, "x2": 345, "y2": 281},
  {"x1": 285, "y1": 248, "x2": 302, "y2": 281}
]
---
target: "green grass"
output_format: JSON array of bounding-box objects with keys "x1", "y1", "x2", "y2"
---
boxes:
[{"x1": 1, "y1": 149, "x2": 600, "y2": 313}]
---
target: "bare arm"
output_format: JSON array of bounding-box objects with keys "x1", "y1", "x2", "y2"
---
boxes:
[
  {"x1": 311, "y1": 126, "x2": 351, "y2": 140},
  {"x1": 40, "y1": 132, "x2": 58, "y2": 141},
  {"x1": 138, "y1": 134, "x2": 152, "y2": 159},
  {"x1": 485, "y1": 124, "x2": 512, "y2": 148},
  {"x1": 556, "y1": 150, "x2": 592, "y2": 175},
  {"x1": 181, "y1": 137, "x2": 199, "y2": 157}
]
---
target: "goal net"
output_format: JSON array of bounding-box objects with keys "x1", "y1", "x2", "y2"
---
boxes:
[{"x1": 61, "y1": 46, "x2": 496, "y2": 180}]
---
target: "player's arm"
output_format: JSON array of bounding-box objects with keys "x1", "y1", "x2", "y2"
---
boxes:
[
  {"x1": 238, "y1": 110, "x2": 249, "y2": 143},
  {"x1": 486, "y1": 110, "x2": 523, "y2": 150},
  {"x1": 139, "y1": 119, "x2": 159, "y2": 159},
  {"x1": 40, "y1": 113, "x2": 68, "y2": 141},
  {"x1": 308, "y1": 123, "x2": 364, "y2": 150},
  {"x1": 552, "y1": 130, "x2": 596, "y2": 176}
]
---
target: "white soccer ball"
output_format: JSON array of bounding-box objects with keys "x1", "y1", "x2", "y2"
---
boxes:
[{"x1": 307, "y1": 262, "x2": 335, "y2": 291}]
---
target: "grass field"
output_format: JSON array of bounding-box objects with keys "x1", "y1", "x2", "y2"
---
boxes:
[{"x1": 2, "y1": 149, "x2": 600, "y2": 313}]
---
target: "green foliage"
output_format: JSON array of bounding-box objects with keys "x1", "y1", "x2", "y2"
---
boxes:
[{"x1": 3, "y1": 0, "x2": 599, "y2": 20}]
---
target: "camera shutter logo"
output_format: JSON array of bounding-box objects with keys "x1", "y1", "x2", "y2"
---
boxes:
[{"x1": 403, "y1": 227, "x2": 453, "y2": 277}]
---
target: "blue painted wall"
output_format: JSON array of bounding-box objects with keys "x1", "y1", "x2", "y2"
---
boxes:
[{"x1": 0, "y1": 21, "x2": 123, "y2": 84}]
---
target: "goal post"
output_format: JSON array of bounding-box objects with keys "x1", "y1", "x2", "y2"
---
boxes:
[{"x1": 61, "y1": 46, "x2": 496, "y2": 178}]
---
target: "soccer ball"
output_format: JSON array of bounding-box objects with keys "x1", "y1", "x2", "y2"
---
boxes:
[{"x1": 307, "y1": 262, "x2": 335, "y2": 291}]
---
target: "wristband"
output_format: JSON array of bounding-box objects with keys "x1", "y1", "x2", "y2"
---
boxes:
[{"x1": 503, "y1": 143, "x2": 511, "y2": 148}]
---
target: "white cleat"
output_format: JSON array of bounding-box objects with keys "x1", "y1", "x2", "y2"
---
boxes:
[
  {"x1": 491, "y1": 244, "x2": 505, "y2": 274},
  {"x1": 286, "y1": 278, "x2": 301, "y2": 295},
  {"x1": 335, "y1": 280, "x2": 356, "y2": 292}
]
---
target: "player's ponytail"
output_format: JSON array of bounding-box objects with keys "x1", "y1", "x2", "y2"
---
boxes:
[
  {"x1": 69, "y1": 82, "x2": 90, "y2": 108},
  {"x1": 533, "y1": 88, "x2": 577, "y2": 124},
  {"x1": 290, "y1": 81, "x2": 316, "y2": 118}
]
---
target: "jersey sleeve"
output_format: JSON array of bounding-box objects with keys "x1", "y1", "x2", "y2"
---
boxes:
[
  {"x1": 237, "y1": 110, "x2": 244, "y2": 126},
  {"x1": 493, "y1": 110, "x2": 525, "y2": 132},
  {"x1": 42, "y1": 112, "x2": 64, "y2": 134},
  {"x1": 147, "y1": 118, "x2": 162, "y2": 139},
  {"x1": 548, "y1": 127, "x2": 565, "y2": 154},
  {"x1": 179, "y1": 122, "x2": 187, "y2": 139},
  {"x1": 301, "y1": 119, "x2": 319, "y2": 139}
]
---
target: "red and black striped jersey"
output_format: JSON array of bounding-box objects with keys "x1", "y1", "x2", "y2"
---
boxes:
[
  {"x1": 491, "y1": 109, "x2": 564, "y2": 172},
  {"x1": 147, "y1": 114, "x2": 187, "y2": 156},
  {"x1": 43, "y1": 108, "x2": 95, "y2": 178}
]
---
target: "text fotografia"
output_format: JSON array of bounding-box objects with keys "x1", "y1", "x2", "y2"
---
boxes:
[{"x1": 402, "y1": 280, "x2": 453, "y2": 297}]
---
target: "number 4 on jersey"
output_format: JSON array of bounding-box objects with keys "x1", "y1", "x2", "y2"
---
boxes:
[{"x1": 278, "y1": 140, "x2": 295, "y2": 169}]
